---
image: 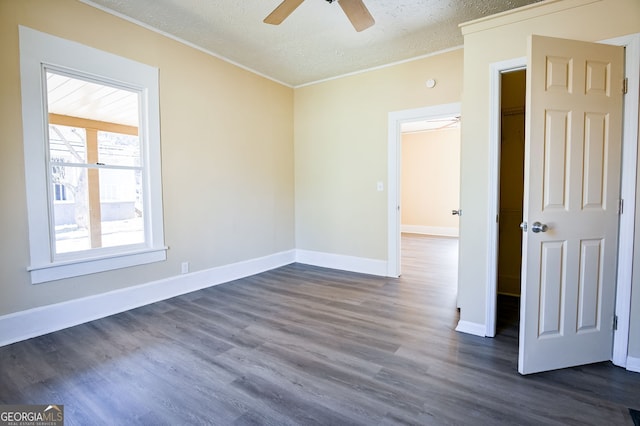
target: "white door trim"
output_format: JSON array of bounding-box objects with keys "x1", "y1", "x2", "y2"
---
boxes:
[
  {"x1": 387, "y1": 102, "x2": 462, "y2": 278},
  {"x1": 486, "y1": 33, "x2": 639, "y2": 368},
  {"x1": 604, "y1": 33, "x2": 640, "y2": 368}
]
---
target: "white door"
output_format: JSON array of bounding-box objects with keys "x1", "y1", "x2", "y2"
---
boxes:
[{"x1": 518, "y1": 35, "x2": 625, "y2": 375}]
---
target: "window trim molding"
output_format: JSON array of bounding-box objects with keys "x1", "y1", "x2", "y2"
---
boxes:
[
  {"x1": 27, "y1": 248, "x2": 167, "y2": 284},
  {"x1": 19, "y1": 26, "x2": 166, "y2": 284}
]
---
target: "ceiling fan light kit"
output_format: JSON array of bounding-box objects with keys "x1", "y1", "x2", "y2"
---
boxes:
[{"x1": 264, "y1": 0, "x2": 375, "y2": 32}]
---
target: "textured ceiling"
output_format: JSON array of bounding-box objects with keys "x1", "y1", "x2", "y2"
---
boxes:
[{"x1": 82, "y1": 0, "x2": 542, "y2": 87}]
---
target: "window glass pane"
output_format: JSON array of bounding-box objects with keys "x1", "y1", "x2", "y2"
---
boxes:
[
  {"x1": 46, "y1": 69, "x2": 145, "y2": 256},
  {"x1": 49, "y1": 124, "x2": 86, "y2": 164},
  {"x1": 51, "y1": 161, "x2": 81, "y2": 205},
  {"x1": 99, "y1": 168, "x2": 145, "y2": 249},
  {"x1": 53, "y1": 166, "x2": 90, "y2": 254},
  {"x1": 52, "y1": 166, "x2": 144, "y2": 254},
  {"x1": 46, "y1": 71, "x2": 139, "y2": 128},
  {"x1": 98, "y1": 131, "x2": 141, "y2": 167}
]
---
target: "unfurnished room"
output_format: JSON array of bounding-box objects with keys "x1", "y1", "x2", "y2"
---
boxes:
[{"x1": 1, "y1": 0, "x2": 640, "y2": 424}]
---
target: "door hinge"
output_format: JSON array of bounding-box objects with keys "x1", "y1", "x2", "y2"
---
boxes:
[
  {"x1": 623, "y1": 77, "x2": 628, "y2": 94},
  {"x1": 618, "y1": 198, "x2": 624, "y2": 214},
  {"x1": 613, "y1": 315, "x2": 618, "y2": 331}
]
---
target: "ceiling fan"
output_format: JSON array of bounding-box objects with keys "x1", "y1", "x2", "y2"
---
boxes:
[{"x1": 264, "y1": 0, "x2": 375, "y2": 32}]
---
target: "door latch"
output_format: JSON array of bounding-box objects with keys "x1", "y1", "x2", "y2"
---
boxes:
[{"x1": 531, "y1": 222, "x2": 548, "y2": 233}]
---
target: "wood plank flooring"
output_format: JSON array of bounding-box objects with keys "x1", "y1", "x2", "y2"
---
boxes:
[{"x1": 1, "y1": 234, "x2": 639, "y2": 425}]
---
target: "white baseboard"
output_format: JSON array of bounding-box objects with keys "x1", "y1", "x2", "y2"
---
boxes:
[
  {"x1": 455, "y1": 320, "x2": 486, "y2": 337},
  {"x1": 401, "y1": 225, "x2": 459, "y2": 237},
  {"x1": 296, "y1": 249, "x2": 388, "y2": 277},
  {"x1": 626, "y1": 356, "x2": 640, "y2": 373},
  {"x1": 0, "y1": 250, "x2": 296, "y2": 347}
]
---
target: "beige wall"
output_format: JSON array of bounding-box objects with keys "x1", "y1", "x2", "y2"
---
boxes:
[
  {"x1": 401, "y1": 128, "x2": 460, "y2": 233},
  {"x1": 294, "y1": 49, "x2": 463, "y2": 259},
  {"x1": 0, "y1": 0, "x2": 294, "y2": 315},
  {"x1": 458, "y1": 0, "x2": 640, "y2": 358}
]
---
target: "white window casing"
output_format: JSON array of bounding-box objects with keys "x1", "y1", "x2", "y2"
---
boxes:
[{"x1": 19, "y1": 26, "x2": 166, "y2": 284}]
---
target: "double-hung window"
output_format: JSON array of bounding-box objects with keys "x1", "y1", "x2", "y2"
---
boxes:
[{"x1": 19, "y1": 26, "x2": 166, "y2": 284}]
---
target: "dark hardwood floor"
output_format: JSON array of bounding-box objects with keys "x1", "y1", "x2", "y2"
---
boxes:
[{"x1": 1, "y1": 234, "x2": 638, "y2": 425}]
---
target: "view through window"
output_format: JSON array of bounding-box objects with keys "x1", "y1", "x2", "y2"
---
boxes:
[{"x1": 46, "y1": 70, "x2": 145, "y2": 256}]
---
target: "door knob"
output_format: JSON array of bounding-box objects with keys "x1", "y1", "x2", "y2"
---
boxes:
[
  {"x1": 531, "y1": 221, "x2": 548, "y2": 233},
  {"x1": 452, "y1": 209, "x2": 462, "y2": 216}
]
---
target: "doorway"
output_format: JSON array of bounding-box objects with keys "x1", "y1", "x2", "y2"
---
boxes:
[
  {"x1": 399, "y1": 117, "x2": 461, "y2": 283},
  {"x1": 496, "y1": 69, "x2": 526, "y2": 335},
  {"x1": 400, "y1": 117, "x2": 461, "y2": 238},
  {"x1": 387, "y1": 103, "x2": 461, "y2": 278}
]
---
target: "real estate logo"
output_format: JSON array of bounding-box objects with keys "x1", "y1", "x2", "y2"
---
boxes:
[{"x1": 0, "y1": 404, "x2": 64, "y2": 426}]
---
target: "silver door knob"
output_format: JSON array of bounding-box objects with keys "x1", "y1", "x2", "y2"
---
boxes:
[
  {"x1": 451, "y1": 209, "x2": 462, "y2": 216},
  {"x1": 531, "y1": 221, "x2": 548, "y2": 233}
]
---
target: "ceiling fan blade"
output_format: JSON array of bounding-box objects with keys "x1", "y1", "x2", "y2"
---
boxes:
[
  {"x1": 264, "y1": 0, "x2": 305, "y2": 25},
  {"x1": 338, "y1": 0, "x2": 374, "y2": 32}
]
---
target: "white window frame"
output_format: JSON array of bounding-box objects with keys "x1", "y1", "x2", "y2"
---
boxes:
[{"x1": 19, "y1": 26, "x2": 166, "y2": 284}]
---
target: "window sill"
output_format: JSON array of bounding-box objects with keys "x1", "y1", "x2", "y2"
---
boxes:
[{"x1": 28, "y1": 247, "x2": 167, "y2": 284}]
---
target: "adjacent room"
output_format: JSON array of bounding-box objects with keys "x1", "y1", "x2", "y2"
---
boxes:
[{"x1": 1, "y1": 0, "x2": 640, "y2": 424}]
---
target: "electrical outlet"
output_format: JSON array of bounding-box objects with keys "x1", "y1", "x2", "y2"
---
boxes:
[{"x1": 181, "y1": 261, "x2": 189, "y2": 274}]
